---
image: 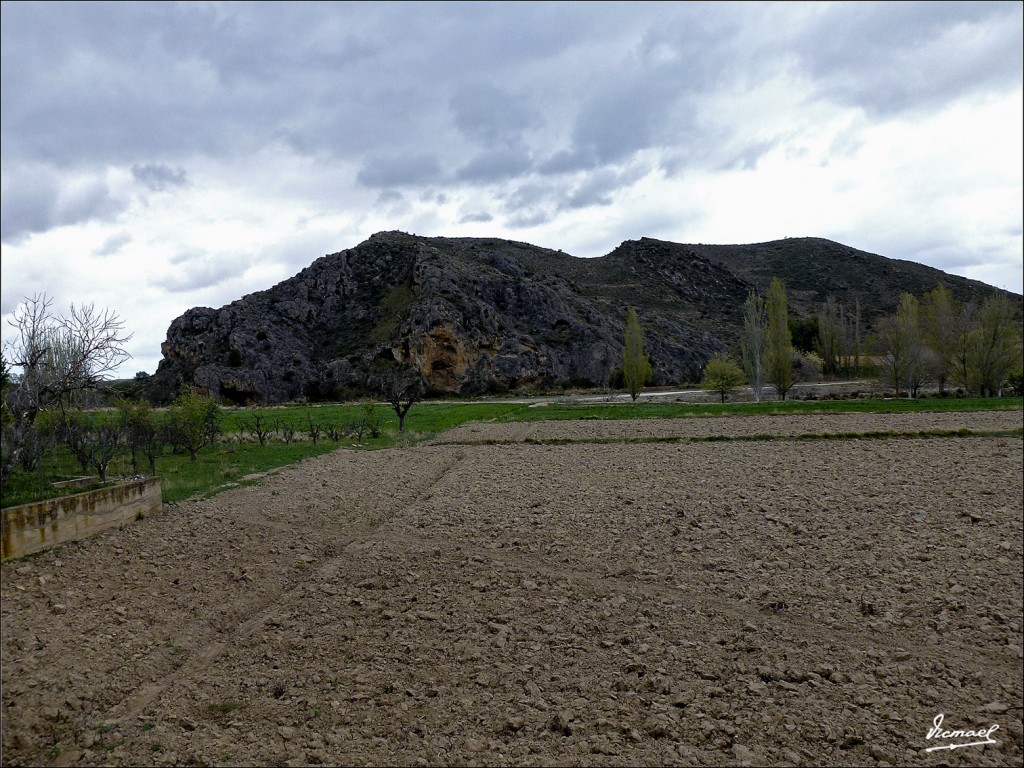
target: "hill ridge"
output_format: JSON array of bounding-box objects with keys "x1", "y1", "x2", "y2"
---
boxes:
[{"x1": 146, "y1": 232, "x2": 1013, "y2": 403}]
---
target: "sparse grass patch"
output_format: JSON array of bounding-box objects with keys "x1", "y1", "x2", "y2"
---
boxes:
[{"x1": 207, "y1": 700, "x2": 247, "y2": 714}]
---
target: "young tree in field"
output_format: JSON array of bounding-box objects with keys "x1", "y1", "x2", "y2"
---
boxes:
[
  {"x1": 740, "y1": 291, "x2": 768, "y2": 402},
  {"x1": 968, "y1": 294, "x2": 1023, "y2": 397},
  {"x1": 304, "y1": 412, "x2": 322, "y2": 445},
  {"x1": 1, "y1": 294, "x2": 132, "y2": 484},
  {"x1": 166, "y1": 387, "x2": 221, "y2": 460},
  {"x1": 921, "y1": 285, "x2": 959, "y2": 394},
  {"x1": 243, "y1": 412, "x2": 276, "y2": 446},
  {"x1": 700, "y1": 353, "x2": 746, "y2": 403},
  {"x1": 622, "y1": 306, "x2": 652, "y2": 401},
  {"x1": 876, "y1": 292, "x2": 924, "y2": 398},
  {"x1": 765, "y1": 278, "x2": 794, "y2": 400},
  {"x1": 116, "y1": 397, "x2": 162, "y2": 474},
  {"x1": 375, "y1": 366, "x2": 426, "y2": 432},
  {"x1": 360, "y1": 401, "x2": 383, "y2": 438}
]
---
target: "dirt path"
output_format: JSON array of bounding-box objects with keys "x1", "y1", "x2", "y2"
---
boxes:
[{"x1": 2, "y1": 413, "x2": 1022, "y2": 767}]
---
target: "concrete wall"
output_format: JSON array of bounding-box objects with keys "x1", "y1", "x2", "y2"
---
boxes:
[{"x1": 1, "y1": 478, "x2": 162, "y2": 561}]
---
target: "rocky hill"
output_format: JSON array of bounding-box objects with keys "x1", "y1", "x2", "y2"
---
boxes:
[{"x1": 146, "y1": 231, "x2": 1011, "y2": 403}]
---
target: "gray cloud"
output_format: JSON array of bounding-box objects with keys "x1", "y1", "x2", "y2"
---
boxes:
[
  {"x1": 132, "y1": 163, "x2": 188, "y2": 191},
  {"x1": 450, "y1": 83, "x2": 535, "y2": 147},
  {"x1": 793, "y1": 2, "x2": 1023, "y2": 115},
  {"x1": 561, "y1": 169, "x2": 644, "y2": 211},
  {"x1": 154, "y1": 252, "x2": 241, "y2": 293},
  {"x1": 506, "y1": 210, "x2": 553, "y2": 229},
  {"x1": 94, "y1": 231, "x2": 133, "y2": 257},
  {"x1": 458, "y1": 211, "x2": 493, "y2": 224},
  {"x1": 456, "y1": 148, "x2": 533, "y2": 183},
  {"x1": 0, "y1": 171, "x2": 56, "y2": 242},
  {"x1": 1, "y1": 2, "x2": 1019, "y2": 296},
  {"x1": 5, "y1": 2, "x2": 1015, "y2": 188},
  {"x1": 357, "y1": 154, "x2": 443, "y2": 189},
  {"x1": 0, "y1": 167, "x2": 127, "y2": 243}
]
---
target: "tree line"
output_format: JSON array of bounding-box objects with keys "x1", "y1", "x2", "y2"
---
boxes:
[
  {"x1": 0, "y1": 294, "x2": 426, "y2": 489},
  {"x1": 621, "y1": 279, "x2": 1022, "y2": 403}
]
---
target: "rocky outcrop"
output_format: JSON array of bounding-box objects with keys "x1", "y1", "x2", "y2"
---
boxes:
[{"x1": 147, "y1": 231, "x2": 1010, "y2": 403}]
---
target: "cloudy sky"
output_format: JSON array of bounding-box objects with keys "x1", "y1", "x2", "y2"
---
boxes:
[{"x1": 2, "y1": 1, "x2": 1022, "y2": 377}]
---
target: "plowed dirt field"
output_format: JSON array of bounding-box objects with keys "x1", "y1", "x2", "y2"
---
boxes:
[{"x1": 2, "y1": 410, "x2": 1022, "y2": 767}]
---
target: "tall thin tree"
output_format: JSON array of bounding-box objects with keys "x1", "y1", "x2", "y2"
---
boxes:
[
  {"x1": 765, "y1": 278, "x2": 793, "y2": 401},
  {"x1": 816, "y1": 296, "x2": 841, "y2": 377},
  {"x1": 877, "y1": 292, "x2": 924, "y2": 398},
  {"x1": 622, "y1": 306, "x2": 652, "y2": 401},
  {"x1": 740, "y1": 291, "x2": 768, "y2": 402},
  {"x1": 921, "y1": 284, "x2": 958, "y2": 395}
]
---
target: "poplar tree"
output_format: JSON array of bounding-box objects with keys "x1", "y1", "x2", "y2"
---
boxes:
[
  {"x1": 816, "y1": 296, "x2": 841, "y2": 377},
  {"x1": 969, "y1": 294, "x2": 1022, "y2": 397},
  {"x1": 921, "y1": 284, "x2": 958, "y2": 394},
  {"x1": 765, "y1": 278, "x2": 793, "y2": 400},
  {"x1": 622, "y1": 306, "x2": 652, "y2": 401},
  {"x1": 877, "y1": 292, "x2": 924, "y2": 398}
]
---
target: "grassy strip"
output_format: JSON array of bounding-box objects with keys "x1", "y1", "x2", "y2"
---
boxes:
[
  {"x1": 157, "y1": 439, "x2": 347, "y2": 503},
  {"x1": 504, "y1": 396, "x2": 1023, "y2": 422},
  {"x1": 0, "y1": 474, "x2": 112, "y2": 509},
  {"x1": 434, "y1": 427, "x2": 1024, "y2": 448}
]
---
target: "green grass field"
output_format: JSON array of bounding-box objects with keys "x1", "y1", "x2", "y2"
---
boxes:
[{"x1": 3, "y1": 395, "x2": 1021, "y2": 507}]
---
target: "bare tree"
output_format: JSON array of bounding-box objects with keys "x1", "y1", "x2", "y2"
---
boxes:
[
  {"x1": 2, "y1": 294, "x2": 132, "y2": 483},
  {"x1": 838, "y1": 298, "x2": 862, "y2": 377},
  {"x1": 374, "y1": 366, "x2": 426, "y2": 432},
  {"x1": 740, "y1": 291, "x2": 767, "y2": 402},
  {"x1": 304, "y1": 413, "x2": 322, "y2": 445},
  {"x1": 816, "y1": 296, "x2": 841, "y2": 377},
  {"x1": 242, "y1": 412, "x2": 276, "y2": 445}
]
